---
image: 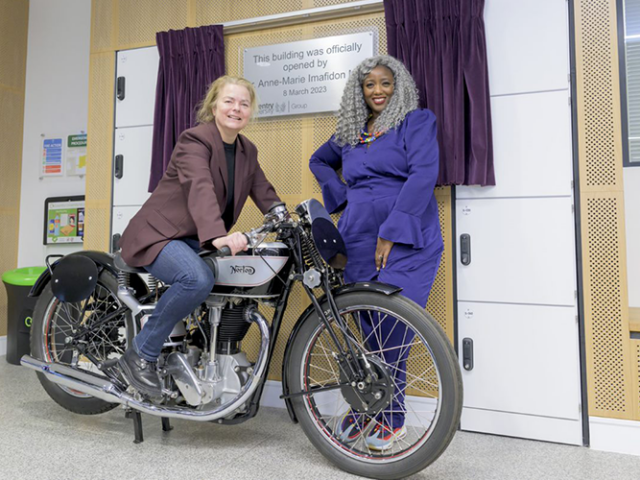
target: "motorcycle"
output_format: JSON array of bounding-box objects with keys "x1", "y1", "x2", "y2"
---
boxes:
[{"x1": 21, "y1": 199, "x2": 462, "y2": 479}]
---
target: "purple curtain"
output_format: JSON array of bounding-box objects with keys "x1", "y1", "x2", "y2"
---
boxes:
[
  {"x1": 149, "y1": 25, "x2": 225, "y2": 192},
  {"x1": 384, "y1": 0, "x2": 495, "y2": 186}
]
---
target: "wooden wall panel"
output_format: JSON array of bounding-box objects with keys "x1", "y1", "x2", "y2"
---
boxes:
[
  {"x1": 0, "y1": 0, "x2": 29, "y2": 337},
  {"x1": 574, "y1": 0, "x2": 636, "y2": 419}
]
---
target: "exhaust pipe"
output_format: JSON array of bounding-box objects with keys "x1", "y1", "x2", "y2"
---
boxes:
[{"x1": 21, "y1": 309, "x2": 271, "y2": 422}]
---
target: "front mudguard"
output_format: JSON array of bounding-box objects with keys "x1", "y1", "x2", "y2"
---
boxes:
[
  {"x1": 29, "y1": 250, "x2": 148, "y2": 298},
  {"x1": 280, "y1": 281, "x2": 402, "y2": 423}
]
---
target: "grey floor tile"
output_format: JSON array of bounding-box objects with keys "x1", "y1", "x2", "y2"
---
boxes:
[{"x1": 2, "y1": 358, "x2": 640, "y2": 480}]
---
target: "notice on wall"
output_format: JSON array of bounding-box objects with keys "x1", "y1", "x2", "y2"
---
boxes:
[
  {"x1": 243, "y1": 32, "x2": 376, "y2": 117},
  {"x1": 42, "y1": 138, "x2": 63, "y2": 176},
  {"x1": 44, "y1": 198, "x2": 85, "y2": 245},
  {"x1": 66, "y1": 134, "x2": 87, "y2": 176}
]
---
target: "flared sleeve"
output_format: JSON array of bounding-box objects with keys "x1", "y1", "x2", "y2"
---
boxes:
[
  {"x1": 309, "y1": 137, "x2": 347, "y2": 214},
  {"x1": 378, "y1": 110, "x2": 439, "y2": 248}
]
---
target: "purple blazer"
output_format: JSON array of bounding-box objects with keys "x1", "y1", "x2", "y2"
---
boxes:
[
  {"x1": 309, "y1": 109, "x2": 443, "y2": 287},
  {"x1": 120, "y1": 121, "x2": 280, "y2": 267}
]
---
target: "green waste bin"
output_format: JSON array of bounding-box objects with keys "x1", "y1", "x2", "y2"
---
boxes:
[{"x1": 2, "y1": 267, "x2": 46, "y2": 365}]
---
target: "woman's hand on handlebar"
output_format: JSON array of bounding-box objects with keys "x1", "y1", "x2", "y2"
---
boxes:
[{"x1": 212, "y1": 232, "x2": 248, "y2": 256}]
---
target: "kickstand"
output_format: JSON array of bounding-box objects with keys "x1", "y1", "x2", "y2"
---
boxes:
[
  {"x1": 161, "y1": 417, "x2": 173, "y2": 432},
  {"x1": 125, "y1": 409, "x2": 144, "y2": 444}
]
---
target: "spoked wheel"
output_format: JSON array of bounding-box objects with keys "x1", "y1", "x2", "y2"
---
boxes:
[
  {"x1": 287, "y1": 292, "x2": 462, "y2": 480},
  {"x1": 30, "y1": 271, "x2": 133, "y2": 414}
]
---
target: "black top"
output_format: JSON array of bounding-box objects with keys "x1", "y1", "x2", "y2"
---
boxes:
[{"x1": 222, "y1": 141, "x2": 236, "y2": 231}]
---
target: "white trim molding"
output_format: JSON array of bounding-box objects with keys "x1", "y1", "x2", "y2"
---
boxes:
[
  {"x1": 589, "y1": 417, "x2": 640, "y2": 456},
  {"x1": 0, "y1": 335, "x2": 6, "y2": 357}
]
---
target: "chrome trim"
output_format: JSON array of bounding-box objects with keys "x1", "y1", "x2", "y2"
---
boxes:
[
  {"x1": 117, "y1": 286, "x2": 154, "y2": 316},
  {"x1": 20, "y1": 308, "x2": 271, "y2": 422}
]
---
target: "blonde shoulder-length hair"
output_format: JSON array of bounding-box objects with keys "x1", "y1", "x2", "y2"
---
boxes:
[{"x1": 196, "y1": 75, "x2": 259, "y2": 124}]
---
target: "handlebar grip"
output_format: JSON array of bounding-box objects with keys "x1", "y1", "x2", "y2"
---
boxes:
[
  {"x1": 216, "y1": 246, "x2": 232, "y2": 257},
  {"x1": 269, "y1": 201, "x2": 286, "y2": 212}
]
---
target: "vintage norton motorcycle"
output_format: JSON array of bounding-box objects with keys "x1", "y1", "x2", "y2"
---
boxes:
[{"x1": 21, "y1": 199, "x2": 462, "y2": 479}]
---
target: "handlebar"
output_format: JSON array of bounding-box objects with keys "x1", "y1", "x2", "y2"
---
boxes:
[{"x1": 212, "y1": 203, "x2": 291, "y2": 257}]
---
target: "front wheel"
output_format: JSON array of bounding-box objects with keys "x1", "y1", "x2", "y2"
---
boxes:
[{"x1": 286, "y1": 291, "x2": 462, "y2": 480}]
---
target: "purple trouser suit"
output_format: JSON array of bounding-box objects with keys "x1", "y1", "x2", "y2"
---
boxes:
[{"x1": 309, "y1": 109, "x2": 444, "y2": 428}]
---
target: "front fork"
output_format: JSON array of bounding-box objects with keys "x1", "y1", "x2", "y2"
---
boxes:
[{"x1": 301, "y1": 274, "x2": 371, "y2": 384}]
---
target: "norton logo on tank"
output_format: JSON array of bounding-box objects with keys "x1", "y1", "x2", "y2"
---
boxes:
[
  {"x1": 230, "y1": 265, "x2": 255, "y2": 275},
  {"x1": 243, "y1": 32, "x2": 374, "y2": 117}
]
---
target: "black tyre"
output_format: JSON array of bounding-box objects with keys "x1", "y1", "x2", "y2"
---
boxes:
[
  {"x1": 287, "y1": 291, "x2": 462, "y2": 479},
  {"x1": 30, "y1": 271, "x2": 132, "y2": 415}
]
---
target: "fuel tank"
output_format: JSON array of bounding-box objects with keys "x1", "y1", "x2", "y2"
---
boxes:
[{"x1": 202, "y1": 242, "x2": 292, "y2": 297}]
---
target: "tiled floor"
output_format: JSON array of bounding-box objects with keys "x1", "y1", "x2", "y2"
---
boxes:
[{"x1": 1, "y1": 358, "x2": 639, "y2": 479}]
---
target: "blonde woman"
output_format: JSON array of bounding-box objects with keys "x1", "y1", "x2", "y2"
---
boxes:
[{"x1": 118, "y1": 76, "x2": 280, "y2": 398}]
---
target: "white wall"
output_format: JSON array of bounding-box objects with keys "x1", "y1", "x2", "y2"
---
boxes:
[
  {"x1": 624, "y1": 167, "x2": 640, "y2": 307},
  {"x1": 17, "y1": 0, "x2": 91, "y2": 268}
]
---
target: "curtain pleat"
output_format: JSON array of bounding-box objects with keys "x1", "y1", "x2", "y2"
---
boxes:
[
  {"x1": 384, "y1": 0, "x2": 494, "y2": 186},
  {"x1": 149, "y1": 25, "x2": 225, "y2": 192}
]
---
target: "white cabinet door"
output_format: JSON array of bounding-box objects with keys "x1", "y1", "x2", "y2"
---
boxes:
[
  {"x1": 113, "y1": 126, "x2": 153, "y2": 206},
  {"x1": 485, "y1": 0, "x2": 570, "y2": 96},
  {"x1": 458, "y1": 301, "x2": 582, "y2": 444},
  {"x1": 112, "y1": 206, "x2": 141, "y2": 236},
  {"x1": 459, "y1": 302, "x2": 581, "y2": 418},
  {"x1": 456, "y1": 197, "x2": 577, "y2": 306},
  {"x1": 457, "y1": 91, "x2": 573, "y2": 199},
  {"x1": 115, "y1": 47, "x2": 159, "y2": 128}
]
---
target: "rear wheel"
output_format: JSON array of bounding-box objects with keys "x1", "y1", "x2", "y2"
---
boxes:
[
  {"x1": 287, "y1": 291, "x2": 462, "y2": 480},
  {"x1": 30, "y1": 271, "x2": 133, "y2": 415}
]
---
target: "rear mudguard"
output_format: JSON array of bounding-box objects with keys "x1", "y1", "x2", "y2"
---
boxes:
[
  {"x1": 281, "y1": 281, "x2": 402, "y2": 423},
  {"x1": 29, "y1": 250, "x2": 148, "y2": 298}
]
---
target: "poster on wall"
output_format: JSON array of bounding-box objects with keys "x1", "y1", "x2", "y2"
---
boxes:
[
  {"x1": 43, "y1": 196, "x2": 85, "y2": 245},
  {"x1": 66, "y1": 134, "x2": 87, "y2": 176},
  {"x1": 243, "y1": 31, "x2": 376, "y2": 118},
  {"x1": 42, "y1": 137, "x2": 63, "y2": 176}
]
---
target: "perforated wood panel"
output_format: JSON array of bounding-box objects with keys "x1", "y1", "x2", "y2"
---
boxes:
[
  {"x1": 429, "y1": 190, "x2": 453, "y2": 340},
  {"x1": 117, "y1": 0, "x2": 188, "y2": 49},
  {"x1": 90, "y1": 0, "x2": 114, "y2": 53},
  {"x1": 84, "y1": 53, "x2": 116, "y2": 252},
  {"x1": 0, "y1": 87, "x2": 25, "y2": 338},
  {"x1": 574, "y1": 0, "x2": 635, "y2": 420},
  {"x1": 584, "y1": 196, "x2": 627, "y2": 412},
  {"x1": 0, "y1": 0, "x2": 28, "y2": 91},
  {"x1": 578, "y1": 0, "x2": 619, "y2": 188},
  {"x1": 0, "y1": 0, "x2": 27, "y2": 337},
  {"x1": 196, "y1": 0, "x2": 305, "y2": 26},
  {"x1": 313, "y1": 0, "x2": 363, "y2": 6},
  {"x1": 635, "y1": 341, "x2": 640, "y2": 418}
]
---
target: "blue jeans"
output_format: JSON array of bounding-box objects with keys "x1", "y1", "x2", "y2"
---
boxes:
[{"x1": 133, "y1": 238, "x2": 215, "y2": 362}]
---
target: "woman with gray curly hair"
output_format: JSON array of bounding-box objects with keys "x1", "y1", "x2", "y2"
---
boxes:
[{"x1": 309, "y1": 55, "x2": 443, "y2": 451}]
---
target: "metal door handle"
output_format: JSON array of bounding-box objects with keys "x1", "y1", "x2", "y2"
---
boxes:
[
  {"x1": 460, "y1": 234, "x2": 471, "y2": 266},
  {"x1": 462, "y1": 338, "x2": 474, "y2": 371},
  {"x1": 114, "y1": 154, "x2": 124, "y2": 179},
  {"x1": 116, "y1": 76, "x2": 126, "y2": 100}
]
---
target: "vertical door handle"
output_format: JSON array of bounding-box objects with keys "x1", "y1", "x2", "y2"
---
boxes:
[
  {"x1": 462, "y1": 338, "x2": 474, "y2": 371},
  {"x1": 116, "y1": 76, "x2": 126, "y2": 100},
  {"x1": 112, "y1": 233, "x2": 121, "y2": 253},
  {"x1": 460, "y1": 234, "x2": 471, "y2": 265},
  {"x1": 114, "y1": 154, "x2": 124, "y2": 179}
]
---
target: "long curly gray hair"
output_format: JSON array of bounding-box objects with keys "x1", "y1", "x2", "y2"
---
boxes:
[{"x1": 334, "y1": 55, "x2": 419, "y2": 147}]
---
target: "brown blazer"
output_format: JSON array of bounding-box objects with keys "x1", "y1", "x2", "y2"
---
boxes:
[{"x1": 119, "y1": 121, "x2": 280, "y2": 267}]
